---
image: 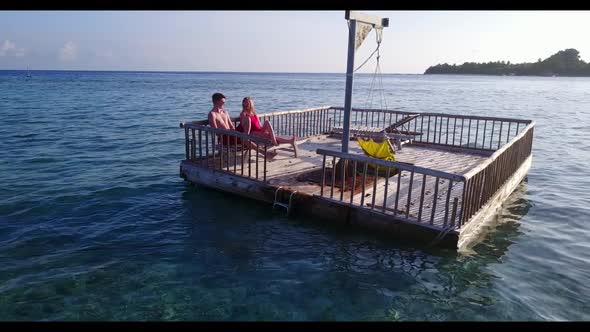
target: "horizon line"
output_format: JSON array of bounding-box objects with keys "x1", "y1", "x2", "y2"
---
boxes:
[{"x1": 0, "y1": 69, "x2": 424, "y2": 75}]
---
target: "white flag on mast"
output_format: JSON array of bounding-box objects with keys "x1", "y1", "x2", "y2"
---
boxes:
[{"x1": 354, "y1": 22, "x2": 373, "y2": 50}]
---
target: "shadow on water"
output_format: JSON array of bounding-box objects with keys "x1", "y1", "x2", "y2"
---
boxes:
[
  {"x1": 179, "y1": 177, "x2": 532, "y2": 257},
  {"x1": 0, "y1": 178, "x2": 533, "y2": 321},
  {"x1": 175, "y1": 177, "x2": 533, "y2": 320},
  {"x1": 469, "y1": 179, "x2": 532, "y2": 257},
  {"x1": 370, "y1": 180, "x2": 533, "y2": 321}
]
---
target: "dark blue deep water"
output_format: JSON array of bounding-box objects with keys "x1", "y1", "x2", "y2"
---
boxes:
[{"x1": 1, "y1": 70, "x2": 589, "y2": 320}]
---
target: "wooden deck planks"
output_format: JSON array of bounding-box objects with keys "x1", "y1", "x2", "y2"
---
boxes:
[{"x1": 189, "y1": 135, "x2": 485, "y2": 230}]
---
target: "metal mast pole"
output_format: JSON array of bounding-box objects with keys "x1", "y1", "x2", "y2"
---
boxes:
[
  {"x1": 341, "y1": 11, "x2": 389, "y2": 153},
  {"x1": 342, "y1": 19, "x2": 356, "y2": 153}
]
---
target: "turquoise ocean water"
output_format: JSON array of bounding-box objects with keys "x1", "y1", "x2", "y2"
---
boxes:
[{"x1": 0, "y1": 70, "x2": 589, "y2": 320}]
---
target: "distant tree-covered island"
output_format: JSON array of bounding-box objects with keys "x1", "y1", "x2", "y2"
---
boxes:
[{"x1": 424, "y1": 49, "x2": 590, "y2": 76}]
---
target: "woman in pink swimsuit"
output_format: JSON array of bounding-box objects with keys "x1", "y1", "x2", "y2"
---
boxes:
[{"x1": 238, "y1": 97, "x2": 297, "y2": 154}]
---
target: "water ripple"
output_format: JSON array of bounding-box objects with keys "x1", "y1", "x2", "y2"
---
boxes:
[{"x1": 1, "y1": 71, "x2": 589, "y2": 320}]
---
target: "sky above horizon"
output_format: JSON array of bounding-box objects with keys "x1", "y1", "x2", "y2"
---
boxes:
[{"x1": 1, "y1": 11, "x2": 589, "y2": 74}]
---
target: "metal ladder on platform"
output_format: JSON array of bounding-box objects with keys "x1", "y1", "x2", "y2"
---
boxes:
[{"x1": 272, "y1": 187, "x2": 297, "y2": 216}]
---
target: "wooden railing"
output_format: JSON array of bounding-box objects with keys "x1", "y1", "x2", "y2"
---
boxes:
[
  {"x1": 314, "y1": 119, "x2": 534, "y2": 230},
  {"x1": 257, "y1": 106, "x2": 333, "y2": 139},
  {"x1": 328, "y1": 107, "x2": 530, "y2": 152},
  {"x1": 315, "y1": 149, "x2": 465, "y2": 230},
  {"x1": 459, "y1": 122, "x2": 535, "y2": 225},
  {"x1": 180, "y1": 122, "x2": 273, "y2": 181},
  {"x1": 411, "y1": 113, "x2": 531, "y2": 152},
  {"x1": 329, "y1": 106, "x2": 420, "y2": 133}
]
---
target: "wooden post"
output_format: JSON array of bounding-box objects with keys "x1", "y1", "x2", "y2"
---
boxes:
[
  {"x1": 350, "y1": 160, "x2": 357, "y2": 204},
  {"x1": 460, "y1": 118, "x2": 464, "y2": 146},
  {"x1": 490, "y1": 121, "x2": 495, "y2": 150},
  {"x1": 450, "y1": 197, "x2": 458, "y2": 227},
  {"x1": 360, "y1": 110, "x2": 365, "y2": 127},
  {"x1": 226, "y1": 136, "x2": 230, "y2": 171},
  {"x1": 263, "y1": 144, "x2": 267, "y2": 182},
  {"x1": 443, "y1": 180, "x2": 453, "y2": 226},
  {"x1": 198, "y1": 129, "x2": 202, "y2": 163},
  {"x1": 394, "y1": 170, "x2": 401, "y2": 216},
  {"x1": 451, "y1": 117, "x2": 457, "y2": 145},
  {"x1": 330, "y1": 156, "x2": 337, "y2": 199},
  {"x1": 255, "y1": 142, "x2": 259, "y2": 179},
  {"x1": 220, "y1": 135, "x2": 224, "y2": 170},
  {"x1": 184, "y1": 127, "x2": 190, "y2": 160},
  {"x1": 467, "y1": 119, "x2": 471, "y2": 147},
  {"x1": 360, "y1": 162, "x2": 368, "y2": 207},
  {"x1": 482, "y1": 120, "x2": 487, "y2": 148},
  {"x1": 406, "y1": 171, "x2": 414, "y2": 219},
  {"x1": 241, "y1": 139, "x2": 245, "y2": 176},
  {"x1": 191, "y1": 128, "x2": 196, "y2": 161},
  {"x1": 291, "y1": 111, "x2": 295, "y2": 136},
  {"x1": 445, "y1": 117, "x2": 450, "y2": 145},
  {"x1": 212, "y1": 132, "x2": 216, "y2": 168},
  {"x1": 340, "y1": 158, "x2": 346, "y2": 201},
  {"x1": 459, "y1": 181, "x2": 467, "y2": 225},
  {"x1": 371, "y1": 166, "x2": 378, "y2": 209},
  {"x1": 430, "y1": 177, "x2": 439, "y2": 225},
  {"x1": 320, "y1": 109, "x2": 324, "y2": 134},
  {"x1": 321, "y1": 155, "x2": 327, "y2": 196},
  {"x1": 432, "y1": 115, "x2": 438, "y2": 143},
  {"x1": 420, "y1": 115, "x2": 425, "y2": 143},
  {"x1": 498, "y1": 121, "x2": 503, "y2": 149},
  {"x1": 474, "y1": 120, "x2": 479, "y2": 148},
  {"x1": 248, "y1": 138, "x2": 252, "y2": 178},
  {"x1": 389, "y1": 112, "x2": 393, "y2": 131},
  {"x1": 297, "y1": 113, "x2": 301, "y2": 138},
  {"x1": 426, "y1": 116, "x2": 431, "y2": 142},
  {"x1": 311, "y1": 110, "x2": 316, "y2": 136},
  {"x1": 418, "y1": 174, "x2": 426, "y2": 222},
  {"x1": 438, "y1": 115, "x2": 443, "y2": 144},
  {"x1": 382, "y1": 167, "x2": 391, "y2": 213}
]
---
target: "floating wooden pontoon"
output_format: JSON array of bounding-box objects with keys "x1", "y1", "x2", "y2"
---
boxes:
[
  {"x1": 180, "y1": 106, "x2": 534, "y2": 251},
  {"x1": 180, "y1": 11, "x2": 533, "y2": 251}
]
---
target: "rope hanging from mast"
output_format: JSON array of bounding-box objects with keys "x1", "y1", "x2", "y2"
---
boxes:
[
  {"x1": 361, "y1": 27, "x2": 388, "y2": 112},
  {"x1": 353, "y1": 25, "x2": 382, "y2": 73}
]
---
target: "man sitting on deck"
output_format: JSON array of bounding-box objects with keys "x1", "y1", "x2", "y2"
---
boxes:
[{"x1": 208, "y1": 92, "x2": 235, "y2": 131}]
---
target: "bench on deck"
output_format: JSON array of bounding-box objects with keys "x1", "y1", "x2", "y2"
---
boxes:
[{"x1": 330, "y1": 113, "x2": 422, "y2": 151}]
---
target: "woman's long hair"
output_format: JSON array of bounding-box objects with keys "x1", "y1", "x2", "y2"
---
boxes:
[{"x1": 242, "y1": 97, "x2": 256, "y2": 115}]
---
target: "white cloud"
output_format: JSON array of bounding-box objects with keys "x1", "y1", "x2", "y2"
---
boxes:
[
  {"x1": 0, "y1": 40, "x2": 15, "y2": 55},
  {"x1": 59, "y1": 41, "x2": 78, "y2": 62},
  {"x1": 0, "y1": 40, "x2": 25, "y2": 57}
]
